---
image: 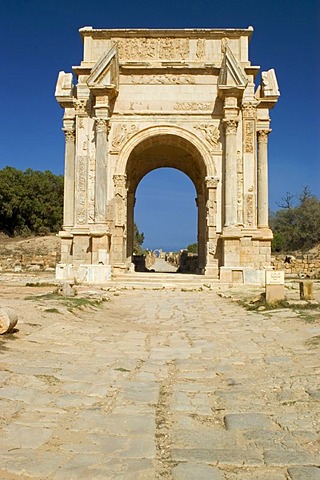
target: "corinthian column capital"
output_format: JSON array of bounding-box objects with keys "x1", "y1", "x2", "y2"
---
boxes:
[
  {"x1": 95, "y1": 118, "x2": 110, "y2": 135},
  {"x1": 257, "y1": 129, "x2": 271, "y2": 143},
  {"x1": 223, "y1": 119, "x2": 239, "y2": 135},
  {"x1": 63, "y1": 129, "x2": 75, "y2": 142}
]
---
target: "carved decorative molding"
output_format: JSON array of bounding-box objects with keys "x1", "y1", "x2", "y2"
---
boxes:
[
  {"x1": 113, "y1": 174, "x2": 127, "y2": 227},
  {"x1": 75, "y1": 156, "x2": 87, "y2": 225},
  {"x1": 257, "y1": 130, "x2": 271, "y2": 143},
  {"x1": 111, "y1": 123, "x2": 139, "y2": 149},
  {"x1": 63, "y1": 129, "x2": 75, "y2": 142},
  {"x1": 129, "y1": 74, "x2": 195, "y2": 85},
  {"x1": 244, "y1": 121, "x2": 254, "y2": 154},
  {"x1": 224, "y1": 119, "x2": 238, "y2": 135},
  {"x1": 242, "y1": 104, "x2": 256, "y2": 119},
  {"x1": 196, "y1": 38, "x2": 205, "y2": 59},
  {"x1": 113, "y1": 174, "x2": 127, "y2": 194},
  {"x1": 245, "y1": 187, "x2": 254, "y2": 227},
  {"x1": 205, "y1": 176, "x2": 219, "y2": 189},
  {"x1": 236, "y1": 151, "x2": 244, "y2": 225},
  {"x1": 194, "y1": 124, "x2": 221, "y2": 149},
  {"x1": 174, "y1": 102, "x2": 212, "y2": 111}
]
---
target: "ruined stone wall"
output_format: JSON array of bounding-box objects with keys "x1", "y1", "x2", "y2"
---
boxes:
[{"x1": 272, "y1": 254, "x2": 320, "y2": 278}]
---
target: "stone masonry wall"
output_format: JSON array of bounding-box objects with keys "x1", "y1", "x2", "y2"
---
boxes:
[{"x1": 272, "y1": 254, "x2": 320, "y2": 278}]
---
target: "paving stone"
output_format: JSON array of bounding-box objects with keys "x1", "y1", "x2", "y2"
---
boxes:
[
  {"x1": 2, "y1": 449, "x2": 70, "y2": 478},
  {"x1": 172, "y1": 463, "x2": 224, "y2": 479},
  {"x1": 171, "y1": 448, "x2": 263, "y2": 466},
  {"x1": 288, "y1": 466, "x2": 320, "y2": 480},
  {"x1": 3, "y1": 423, "x2": 52, "y2": 449},
  {"x1": 264, "y1": 449, "x2": 319, "y2": 466},
  {"x1": 224, "y1": 413, "x2": 277, "y2": 431}
]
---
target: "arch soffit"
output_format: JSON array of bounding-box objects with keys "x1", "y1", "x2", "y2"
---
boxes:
[{"x1": 115, "y1": 125, "x2": 215, "y2": 179}]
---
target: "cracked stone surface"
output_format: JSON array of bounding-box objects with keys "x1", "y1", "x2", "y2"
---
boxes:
[{"x1": 0, "y1": 279, "x2": 319, "y2": 479}]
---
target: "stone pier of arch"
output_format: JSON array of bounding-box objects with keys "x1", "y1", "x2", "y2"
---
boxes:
[{"x1": 55, "y1": 27, "x2": 280, "y2": 285}]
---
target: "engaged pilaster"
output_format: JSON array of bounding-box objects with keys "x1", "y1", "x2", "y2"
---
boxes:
[
  {"x1": 223, "y1": 119, "x2": 239, "y2": 228},
  {"x1": 205, "y1": 176, "x2": 219, "y2": 277},
  {"x1": 257, "y1": 129, "x2": 271, "y2": 228},
  {"x1": 95, "y1": 118, "x2": 109, "y2": 223},
  {"x1": 62, "y1": 128, "x2": 76, "y2": 228}
]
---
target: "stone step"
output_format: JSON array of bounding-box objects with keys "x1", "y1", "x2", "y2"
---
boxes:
[{"x1": 110, "y1": 272, "x2": 220, "y2": 289}]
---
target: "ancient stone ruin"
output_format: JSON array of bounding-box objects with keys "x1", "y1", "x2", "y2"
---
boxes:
[{"x1": 55, "y1": 27, "x2": 280, "y2": 284}]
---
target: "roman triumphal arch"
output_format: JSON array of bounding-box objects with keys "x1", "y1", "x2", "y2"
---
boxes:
[{"x1": 55, "y1": 27, "x2": 280, "y2": 284}]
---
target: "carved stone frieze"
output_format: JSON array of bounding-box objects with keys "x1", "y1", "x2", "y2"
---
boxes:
[
  {"x1": 113, "y1": 174, "x2": 127, "y2": 227},
  {"x1": 129, "y1": 74, "x2": 195, "y2": 85},
  {"x1": 111, "y1": 124, "x2": 139, "y2": 149},
  {"x1": 245, "y1": 186, "x2": 254, "y2": 227},
  {"x1": 196, "y1": 38, "x2": 205, "y2": 59},
  {"x1": 75, "y1": 156, "x2": 87, "y2": 225},
  {"x1": 174, "y1": 102, "x2": 212, "y2": 111},
  {"x1": 113, "y1": 174, "x2": 127, "y2": 196},
  {"x1": 194, "y1": 124, "x2": 221, "y2": 149},
  {"x1": 244, "y1": 120, "x2": 254, "y2": 154},
  {"x1": 236, "y1": 151, "x2": 244, "y2": 225},
  {"x1": 88, "y1": 155, "x2": 95, "y2": 222},
  {"x1": 115, "y1": 37, "x2": 189, "y2": 60}
]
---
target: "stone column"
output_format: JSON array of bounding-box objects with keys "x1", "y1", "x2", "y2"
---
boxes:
[
  {"x1": 112, "y1": 174, "x2": 127, "y2": 267},
  {"x1": 196, "y1": 194, "x2": 206, "y2": 272},
  {"x1": 223, "y1": 119, "x2": 239, "y2": 227},
  {"x1": 257, "y1": 129, "x2": 271, "y2": 228},
  {"x1": 95, "y1": 118, "x2": 109, "y2": 223},
  {"x1": 62, "y1": 129, "x2": 75, "y2": 228},
  {"x1": 126, "y1": 192, "x2": 135, "y2": 261}
]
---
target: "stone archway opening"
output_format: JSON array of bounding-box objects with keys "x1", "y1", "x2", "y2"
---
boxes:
[
  {"x1": 125, "y1": 133, "x2": 208, "y2": 274},
  {"x1": 134, "y1": 167, "x2": 197, "y2": 272}
]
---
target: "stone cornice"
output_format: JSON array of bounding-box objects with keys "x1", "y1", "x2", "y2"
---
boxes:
[{"x1": 79, "y1": 26, "x2": 254, "y2": 40}]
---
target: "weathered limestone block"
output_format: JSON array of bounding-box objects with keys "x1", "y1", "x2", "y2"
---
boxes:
[{"x1": 0, "y1": 307, "x2": 18, "y2": 334}]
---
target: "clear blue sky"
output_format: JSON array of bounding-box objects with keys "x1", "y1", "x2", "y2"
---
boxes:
[{"x1": 0, "y1": 0, "x2": 319, "y2": 251}]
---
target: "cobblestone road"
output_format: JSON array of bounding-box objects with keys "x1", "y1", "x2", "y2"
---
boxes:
[{"x1": 0, "y1": 282, "x2": 319, "y2": 479}]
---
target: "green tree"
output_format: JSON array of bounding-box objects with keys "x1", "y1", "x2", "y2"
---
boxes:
[
  {"x1": 186, "y1": 242, "x2": 198, "y2": 254},
  {"x1": 270, "y1": 187, "x2": 320, "y2": 252},
  {"x1": 0, "y1": 167, "x2": 63, "y2": 236},
  {"x1": 133, "y1": 223, "x2": 145, "y2": 254}
]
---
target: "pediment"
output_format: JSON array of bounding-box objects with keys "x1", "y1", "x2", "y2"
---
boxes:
[
  {"x1": 218, "y1": 45, "x2": 247, "y2": 89},
  {"x1": 87, "y1": 46, "x2": 119, "y2": 94}
]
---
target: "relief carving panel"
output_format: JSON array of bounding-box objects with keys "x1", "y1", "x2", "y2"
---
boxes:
[
  {"x1": 75, "y1": 156, "x2": 88, "y2": 225},
  {"x1": 111, "y1": 124, "x2": 139, "y2": 150},
  {"x1": 244, "y1": 120, "x2": 254, "y2": 154},
  {"x1": 194, "y1": 124, "x2": 221, "y2": 149},
  {"x1": 128, "y1": 74, "x2": 195, "y2": 84},
  {"x1": 174, "y1": 102, "x2": 212, "y2": 111},
  {"x1": 115, "y1": 37, "x2": 189, "y2": 60}
]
